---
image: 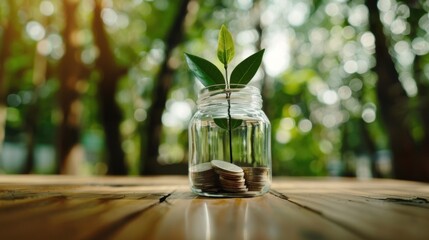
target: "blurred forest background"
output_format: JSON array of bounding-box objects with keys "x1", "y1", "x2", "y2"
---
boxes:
[{"x1": 0, "y1": 0, "x2": 428, "y2": 181}]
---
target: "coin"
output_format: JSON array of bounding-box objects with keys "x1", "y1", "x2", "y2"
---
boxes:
[
  {"x1": 190, "y1": 162, "x2": 213, "y2": 173},
  {"x1": 191, "y1": 161, "x2": 270, "y2": 194},
  {"x1": 243, "y1": 166, "x2": 270, "y2": 192},
  {"x1": 190, "y1": 162, "x2": 220, "y2": 192},
  {"x1": 214, "y1": 170, "x2": 244, "y2": 179},
  {"x1": 223, "y1": 187, "x2": 248, "y2": 193},
  {"x1": 219, "y1": 176, "x2": 245, "y2": 184},
  {"x1": 211, "y1": 160, "x2": 248, "y2": 193},
  {"x1": 211, "y1": 160, "x2": 243, "y2": 173},
  {"x1": 219, "y1": 177, "x2": 246, "y2": 189}
]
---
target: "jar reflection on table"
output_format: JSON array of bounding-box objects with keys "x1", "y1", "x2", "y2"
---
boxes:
[{"x1": 188, "y1": 84, "x2": 272, "y2": 197}]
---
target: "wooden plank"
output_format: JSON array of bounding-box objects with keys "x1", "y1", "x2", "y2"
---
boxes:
[
  {"x1": 288, "y1": 194, "x2": 429, "y2": 239},
  {"x1": 272, "y1": 178, "x2": 429, "y2": 240},
  {"x1": 0, "y1": 174, "x2": 189, "y2": 186},
  {"x1": 107, "y1": 191, "x2": 360, "y2": 240},
  {"x1": 0, "y1": 178, "x2": 185, "y2": 240},
  {"x1": 0, "y1": 176, "x2": 428, "y2": 239}
]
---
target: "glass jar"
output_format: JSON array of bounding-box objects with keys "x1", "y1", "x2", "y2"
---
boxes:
[{"x1": 188, "y1": 84, "x2": 272, "y2": 197}]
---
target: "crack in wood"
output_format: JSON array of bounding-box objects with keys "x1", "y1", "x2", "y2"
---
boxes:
[
  {"x1": 375, "y1": 197, "x2": 429, "y2": 209},
  {"x1": 269, "y1": 189, "x2": 289, "y2": 201},
  {"x1": 383, "y1": 197, "x2": 429, "y2": 204},
  {"x1": 86, "y1": 191, "x2": 175, "y2": 240},
  {"x1": 159, "y1": 192, "x2": 172, "y2": 203},
  {"x1": 286, "y1": 197, "x2": 324, "y2": 216},
  {"x1": 270, "y1": 190, "x2": 371, "y2": 239},
  {"x1": 0, "y1": 190, "x2": 63, "y2": 200}
]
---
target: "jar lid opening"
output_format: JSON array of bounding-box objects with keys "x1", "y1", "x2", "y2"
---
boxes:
[
  {"x1": 197, "y1": 84, "x2": 263, "y2": 110},
  {"x1": 199, "y1": 84, "x2": 259, "y2": 96}
]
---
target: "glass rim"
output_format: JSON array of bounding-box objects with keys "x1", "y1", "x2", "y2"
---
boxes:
[{"x1": 199, "y1": 84, "x2": 259, "y2": 94}]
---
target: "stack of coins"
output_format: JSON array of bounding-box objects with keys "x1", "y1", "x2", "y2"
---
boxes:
[
  {"x1": 242, "y1": 167, "x2": 269, "y2": 191},
  {"x1": 189, "y1": 162, "x2": 219, "y2": 192},
  {"x1": 211, "y1": 160, "x2": 248, "y2": 193}
]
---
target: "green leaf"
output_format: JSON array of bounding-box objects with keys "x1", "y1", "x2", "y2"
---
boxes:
[
  {"x1": 217, "y1": 25, "x2": 235, "y2": 65},
  {"x1": 185, "y1": 53, "x2": 225, "y2": 86},
  {"x1": 214, "y1": 118, "x2": 243, "y2": 130},
  {"x1": 230, "y1": 49, "x2": 265, "y2": 85}
]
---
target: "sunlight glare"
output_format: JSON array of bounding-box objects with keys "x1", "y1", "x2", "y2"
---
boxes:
[
  {"x1": 321, "y1": 90, "x2": 339, "y2": 105},
  {"x1": 40, "y1": 1, "x2": 55, "y2": 16},
  {"x1": 101, "y1": 8, "x2": 118, "y2": 26},
  {"x1": 263, "y1": 32, "x2": 290, "y2": 77},
  {"x1": 26, "y1": 21, "x2": 46, "y2": 41},
  {"x1": 361, "y1": 103, "x2": 376, "y2": 123},
  {"x1": 276, "y1": 130, "x2": 291, "y2": 144},
  {"x1": 162, "y1": 101, "x2": 192, "y2": 129},
  {"x1": 288, "y1": 2, "x2": 309, "y2": 26},
  {"x1": 37, "y1": 39, "x2": 52, "y2": 56},
  {"x1": 298, "y1": 119, "x2": 312, "y2": 133}
]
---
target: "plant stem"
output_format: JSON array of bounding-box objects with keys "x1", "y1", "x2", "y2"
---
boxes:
[
  {"x1": 225, "y1": 65, "x2": 229, "y2": 89},
  {"x1": 227, "y1": 94, "x2": 233, "y2": 163},
  {"x1": 224, "y1": 65, "x2": 233, "y2": 163}
]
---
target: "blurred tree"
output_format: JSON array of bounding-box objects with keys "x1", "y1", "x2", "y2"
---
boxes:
[
  {"x1": 23, "y1": 15, "x2": 50, "y2": 173},
  {"x1": 0, "y1": 0, "x2": 428, "y2": 180},
  {"x1": 0, "y1": 0, "x2": 17, "y2": 155},
  {"x1": 92, "y1": 0, "x2": 128, "y2": 175},
  {"x1": 141, "y1": 0, "x2": 190, "y2": 174},
  {"x1": 366, "y1": 0, "x2": 429, "y2": 181},
  {"x1": 58, "y1": 0, "x2": 87, "y2": 174}
]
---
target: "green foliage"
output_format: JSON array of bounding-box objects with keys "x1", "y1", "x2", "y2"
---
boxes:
[
  {"x1": 214, "y1": 118, "x2": 243, "y2": 130},
  {"x1": 230, "y1": 49, "x2": 265, "y2": 85},
  {"x1": 185, "y1": 25, "x2": 264, "y2": 132},
  {"x1": 2, "y1": 0, "x2": 428, "y2": 177},
  {"x1": 217, "y1": 25, "x2": 235, "y2": 65},
  {"x1": 281, "y1": 69, "x2": 316, "y2": 95},
  {"x1": 185, "y1": 25, "x2": 264, "y2": 88},
  {"x1": 184, "y1": 53, "x2": 225, "y2": 86}
]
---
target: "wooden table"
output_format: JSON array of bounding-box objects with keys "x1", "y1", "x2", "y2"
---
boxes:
[{"x1": 0, "y1": 175, "x2": 428, "y2": 240}]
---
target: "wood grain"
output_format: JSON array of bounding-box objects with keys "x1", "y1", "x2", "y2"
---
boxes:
[{"x1": 0, "y1": 175, "x2": 428, "y2": 240}]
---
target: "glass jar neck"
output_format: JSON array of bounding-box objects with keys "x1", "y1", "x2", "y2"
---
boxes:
[{"x1": 197, "y1": 84, "x2": 263, "y2": 110}]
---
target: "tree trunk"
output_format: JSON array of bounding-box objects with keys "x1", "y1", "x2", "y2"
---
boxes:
[
  {"x1": 92, "y1": 0, "x2": 128, "y2": 175},
  {"x1": 58, "y1": 0, "x2": 84, "y2": 174},
  {"x1": 414, "y1": 54, "x2": 429, "y2": 161},
  {"x1": 366, "y1": 0, "x2": 429, "y2": 182},
  {"x1": 141, "y1": 0, "x2": 190, "y2": 174},
  {"x1": 407, "y1": 1, "x2": 429, "y2": 167},
  {"x1": 254, "y1": 2, "x2": 272, "y2": 118},
  {"x1": 0, "y1": 0, "x2": 17, "y2": 154},
  {"x1": 359, "y1": 119, "x2": 380, "y2": 178},
  {"x1": 22, "y1": 12, "x2": 53, "y2": 174}
]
